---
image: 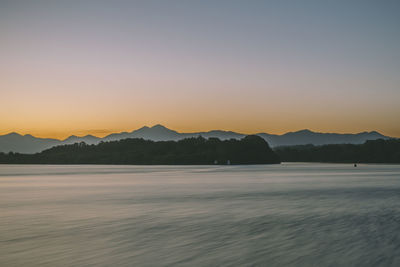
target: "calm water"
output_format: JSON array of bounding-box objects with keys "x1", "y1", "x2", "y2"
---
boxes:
[{"x1": 1, "y1": 163, "x2": 400, "y2": 266}]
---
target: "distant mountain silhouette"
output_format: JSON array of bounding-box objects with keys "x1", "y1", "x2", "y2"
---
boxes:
[
  {"x1": 104, "y1": 124, "x2": 181, "y2": 141},
  {"x1": 0, "y1": 125, "x2": 392, "y2": 153},
  {"x1": 256, "y1": 129, "x2": 388, "y2": 147},
  {"x1": 0, "y1": 133, "x2": 59, "y2": 154},
  {"x1": 63, "y1": 135, "x2": 101, "y2": 145}
]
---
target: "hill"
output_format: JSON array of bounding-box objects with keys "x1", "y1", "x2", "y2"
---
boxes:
[
  {"x1": 275, "y1": 139, "x2": 400, "y2": 163},
  {"x1": 0, "y1": 135, "x2": 280, "y2": 165}
]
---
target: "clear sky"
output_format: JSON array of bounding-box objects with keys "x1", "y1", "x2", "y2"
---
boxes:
[{"x1": 1, "y1": 0, "x2": 399, "y2": 139}]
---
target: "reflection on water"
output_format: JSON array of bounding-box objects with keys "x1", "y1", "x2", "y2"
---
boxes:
[{"x1": 1, "y1": 163, "x2": 400, "y2": 266}]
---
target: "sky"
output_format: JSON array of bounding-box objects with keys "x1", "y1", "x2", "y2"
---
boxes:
[{"x1": 1, "y1": 0, "x2": 399, "y2": 139}]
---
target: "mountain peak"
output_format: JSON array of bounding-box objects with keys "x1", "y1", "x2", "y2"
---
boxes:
[
  {"x1": 133, "y1": 126, "x2": 150, "y2": 132},
  {"x1": 359, "y1": 130, "x2": 384, "y2": 136},
  {"x1": 63, "y1": 135, "x2": 78, "y2": 141},
  {"x1": 368, "y1": 131, "x2": 383, "y2": 136},
  {"x1": 6, "y1": 132, "x2": 21, "y2": 137},
  {"x1": 83, "y1": 134, "x2": 97, "y2": 138},
  {"x1": 151, "y1": 124, "x2": 168, "y2": 130},
  {"x1": 296, "y1": 129, "x2": 313, "y2": 134},
  {"x1": 150, "y1": 124, "x2": 177, "y2": 133},
  {"x1": 285, "y1": 129, "x2": 314, "y2": 135}
]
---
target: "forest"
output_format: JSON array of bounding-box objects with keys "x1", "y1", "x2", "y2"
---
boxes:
[
  {"x1": 0, "y1": 135, "x2": 281, "y2": 165},
  {"x1": 275, "y1": 139, "x2": 400, "y2": 163},
  {"x1": 1, "y1": 137, "x2": 399, "y2": 165}
]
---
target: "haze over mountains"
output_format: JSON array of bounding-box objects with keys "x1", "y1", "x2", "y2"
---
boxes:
[{"x1": 0, "y1": 124, "x2": 390, "y2": 154}]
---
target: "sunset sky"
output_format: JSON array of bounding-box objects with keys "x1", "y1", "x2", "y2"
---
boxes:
[{"x1": 1, "y1": 0, "x2": 399, "y2": 139}]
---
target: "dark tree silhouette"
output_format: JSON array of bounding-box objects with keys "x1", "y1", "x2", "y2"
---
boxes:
[
  {"x1": 275, "y1": 139, "x2": 400, "y2": 163},
  {"x1": 0, "y1": 135, "x2": 281, "y2": 165}
]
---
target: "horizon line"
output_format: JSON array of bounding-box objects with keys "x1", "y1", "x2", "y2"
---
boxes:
[{"x1": 0, "y1": 124, "x2": 390, "y2": 141}]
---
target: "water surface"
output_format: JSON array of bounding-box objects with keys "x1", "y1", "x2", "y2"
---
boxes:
[{"x1": 1, "y1": 163, "x2": 399, "y2": 266}]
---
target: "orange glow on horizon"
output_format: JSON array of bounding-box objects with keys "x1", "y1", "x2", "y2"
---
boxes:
[{"x1": 1, "y1": 120, "x2": 399, "y2": 140}]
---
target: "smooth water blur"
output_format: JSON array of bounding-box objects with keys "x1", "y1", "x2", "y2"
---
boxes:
[{"x1": 1, "y1": 163, "x2": 400, "y2": 266}]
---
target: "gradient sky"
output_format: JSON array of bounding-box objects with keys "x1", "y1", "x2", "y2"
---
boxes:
[{"x1": 1, "y1": 0, "x2": 399, "y2": 139}]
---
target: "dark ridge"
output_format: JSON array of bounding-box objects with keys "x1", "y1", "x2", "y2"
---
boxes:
[
  {"x1": 0, "y1": 135, "x2": 281, "y2": 165},
  {"x1": 274, "y1": 139, "x2": 400, "y2": 163}
]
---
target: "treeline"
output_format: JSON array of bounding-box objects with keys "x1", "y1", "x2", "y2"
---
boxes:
[
  {"x1": 1, "y1": 136, "x2": 398, "y2": 165},
  {"x1": 275, "y1": 139, "x2": 400, "y2": 163},
  {"x1": 0, "y1": 135, "x2": 280, "y2": 165}
]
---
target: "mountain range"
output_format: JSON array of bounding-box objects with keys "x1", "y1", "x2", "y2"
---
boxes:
[{"x1": 0, "y1": 124, "x2": 391, "y2": 154}]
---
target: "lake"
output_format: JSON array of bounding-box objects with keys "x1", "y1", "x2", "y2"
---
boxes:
[{"x1": 1, "y1": 163, "x2": 400, "y2": 266}]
